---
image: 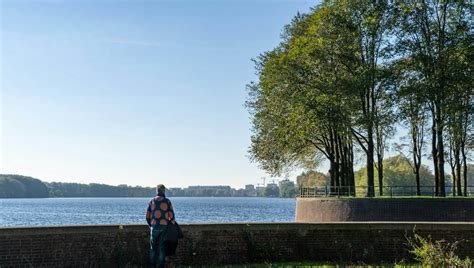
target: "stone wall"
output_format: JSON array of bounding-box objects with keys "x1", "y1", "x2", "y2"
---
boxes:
[
  {"x1": 1, "y1": 223, "x2": 474, "y2": 267},
  {"x1": 296, "y1": 198, "x2": 474, "y2": 222}
]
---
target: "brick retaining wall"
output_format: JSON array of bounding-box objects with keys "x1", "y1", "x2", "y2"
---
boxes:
[
  {"x1": 296, "y1": 198, "x2": 474, "y2": 222},
  {"x1": 1, "y1": 223, "x2": 474, "y2": 267}
]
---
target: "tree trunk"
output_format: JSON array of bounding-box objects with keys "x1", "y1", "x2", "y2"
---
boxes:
[
  {"x1": 412, "y1": 120, "x2": 422, "y2": 196},
  {"x1": 348, "y1": 138, "x2": 355, "y2": 196},
  {"x1": 450, "y1": 162, "x2": 456, "y2": 197},
  {"x1": 415, "y1": 164, "x2": 421, "y2": 196},
  {"x1": 455, "y1": 145, "x2": 462, "y2": 196},
  {"x1": 456, "y1": 161, "x2": 462, "y2": 196},
  {"x1": 329, "y1": 158, "x2": 336, "y2": 191},
  {"x1": 432, "y1": 118, "x2": 439, "y2": 196},
  {"x1": 436, "y1": 107, "x2": 446, "y2": 197},
  {"x1": 462, "y1": 148, "x2": 468, "y2": 196},
  {"x1": 378, "y1": 157, "x2": 383, "y2": 196},
  {"x1": 367, "y1": 126, "x2": 375, "y2": 197}
]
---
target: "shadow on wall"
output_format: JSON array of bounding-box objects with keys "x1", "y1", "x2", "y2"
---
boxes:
[
  {"x1": 296, "y1": 198, "x2": 474, "y2": 222},
  {"x1": 1, "y1": 223, "x2": 474, "y2": 266}
]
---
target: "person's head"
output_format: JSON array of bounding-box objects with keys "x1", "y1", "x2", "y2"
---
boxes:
[{"x1": 156, "y1": 184, "x2": 166, "y2": 194}]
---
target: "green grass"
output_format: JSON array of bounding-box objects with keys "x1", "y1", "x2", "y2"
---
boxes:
[
  {"x1": 328, "y1": 195, "x2": 474, "y2": 199},
  {"x1": 179, "y1": 262, "x2": 423, "y2": 268}
]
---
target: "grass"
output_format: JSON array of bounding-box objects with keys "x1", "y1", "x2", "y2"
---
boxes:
[
  {"x1": 178, "y1": 262, "x2": 424, "y2": 268},
  {"x1": 314, "y1": 195, "x2": 474, "y2": 199}
]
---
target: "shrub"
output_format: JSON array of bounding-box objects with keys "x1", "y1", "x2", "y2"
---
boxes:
[{"x1": 407, "y1": 233, "x2": 472, "y2": 267}]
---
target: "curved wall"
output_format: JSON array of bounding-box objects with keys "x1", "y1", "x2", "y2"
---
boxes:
[{"x1": 296, "y1": 198, "x2": 474, "y2": 222}]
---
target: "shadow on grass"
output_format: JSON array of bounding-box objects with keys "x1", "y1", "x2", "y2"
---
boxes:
[{"x1": 177, "y1": 262, "x2": 423, "y2": 268}]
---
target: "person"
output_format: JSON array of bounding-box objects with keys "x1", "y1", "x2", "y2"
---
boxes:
[{"x1": 146, "y1": 184, "x2": 176, "y2": 268}]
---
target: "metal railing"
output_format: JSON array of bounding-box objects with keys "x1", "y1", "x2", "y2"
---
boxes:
[{"x1": 298, "y1": 185, "x2": 474, "y2": 198}]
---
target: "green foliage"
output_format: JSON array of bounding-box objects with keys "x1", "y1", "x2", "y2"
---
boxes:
[
  {"x1": 296, "y1": 171, "x2": 329, "y2": 188},
  {"x1": 263, "y1": 184, "x2": 280, "y2": 198},
  {"x1": 354, "y1": 155, "x2": 435, "y2": 195},
  {"x1": 355, "y1": 155, "x2": 434, "y2": 187},
  {"x1": 392, "y1": 0, "x2": 473, "y2": 195},
  {"x1": 0, "y1": 174, "x2": 49, "y2": 198},
  {"x1": 407, "y1": 233, "x2": 472, "y2": 267},
  {"x1": 0, "y1": 175, "x2": 157, "y2": 198},
  {"x1": 278, "y1": 179, "x2": 296, "y2": 198},
  {"x1": 247, "y1": 0, "x2": 473, "y2": 196},
  {"x1": 47, "y1": 182, "x2": 155, "y2": 197},
  {"x1": 465, "y1": 164, "x2": 474, "y2": 185},
  {"x1": 247, "y1": 3, "x2": 358, "y2": 188}
]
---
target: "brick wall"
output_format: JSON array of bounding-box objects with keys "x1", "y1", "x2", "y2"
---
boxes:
[
  {"x1": 1, "y1": 223, "x2": 474, "y2": 267},
  {"x1": 296, "y1": 198, "x2": 474, "y2": 222}
]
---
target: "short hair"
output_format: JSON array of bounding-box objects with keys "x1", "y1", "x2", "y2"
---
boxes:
[{"x1": 157, "y1": 184, "x2": 166, "y2": 193}]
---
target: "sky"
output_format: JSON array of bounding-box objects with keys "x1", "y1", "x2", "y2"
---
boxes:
[{"x1": 0, "y1": 0, "x2": 318, "y2": 188}]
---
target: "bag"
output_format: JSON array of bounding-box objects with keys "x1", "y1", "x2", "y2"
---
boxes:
[
  {"x1": 163, "y1": 222, "x2": 184, "y2": 256},
  {"x1": 176, "y1": 222, "x2": 184, "y2": 239},
  {"x1": 163, "y1": 222, "x2": 183, "y2": 242}
]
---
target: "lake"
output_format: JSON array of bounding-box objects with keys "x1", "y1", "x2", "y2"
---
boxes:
[{"x1": 0, "y1": 197, "x2": 295, "y2": 227}]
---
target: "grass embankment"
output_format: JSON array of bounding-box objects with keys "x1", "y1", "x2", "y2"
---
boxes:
[
  {"x1": 335, "y1": 195, "x2": 474, "y2": 199},
  {"x1": 185, "y1": 262, "x2": 422, "y2": 268}
]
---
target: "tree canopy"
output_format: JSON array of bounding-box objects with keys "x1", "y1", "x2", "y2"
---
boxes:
[
  {"x1": 0, "y1": 175, "x2": 49, "y2": 198},
  {"x1": 247, "y1": 0, "x2": 473, "y2": 196}
]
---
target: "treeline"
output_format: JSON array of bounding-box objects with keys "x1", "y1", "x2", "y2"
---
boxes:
[
  {"x1": 0, "y1": 174, "x2": 157, "y2": 198},
  {"x1": 0, "y1": 175, "x2": 49, "y2": 198},
  {"x1": 47, "y1": 182, "x2": 155, "y2": 197},
  {"x1": 247, "y1": 0, "x2": 473, "y2": 197},
  {"x1": 295, "y1": 156, "x2": 474, "y2": 196},
  {"x1": 0, "y1": 174, "x2": 296, "y2": 198}
]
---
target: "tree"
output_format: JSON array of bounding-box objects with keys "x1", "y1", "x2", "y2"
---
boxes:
[
  {"x1": 264, "y1": 184, "x2": 280, "y2": 197},
  {"x1": 0, "y1": 174, "x2": 49, "y2": 198},
  {"x1": 335, "y1": 0, "x2": 395, "y2": 197},
  {"x1": 279, "y1": 179, "x2": 297, "y2": 198},
  {"x1": 374, "y1": 79, "x2": 396, "y2": 196},
  {"x1": 392, "y1": 0, "x2": 472, "y2": 196},
  {"x1": 355, "y1": 155, "x2": 435, "y2": 196},
  {"x1": 246, "y1": 6, "x2": 356, "y2": 194},
  {"x1": 296, "y1": 170, "x2": 329, "y2": 188},
  {"x1": 464, "y1": 164, "x2": 474, "y2": 186},
  {"x1": 396, "y1": 73, "x2": 429, "y2": 196},
  {"x1": 247, "y1": 0, "x2": 472, "y2": 198},
  {"x1": 301, "y1": 0, "x2": 396, "y2": 196}
]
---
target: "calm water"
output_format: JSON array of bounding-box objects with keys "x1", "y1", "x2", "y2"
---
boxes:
[{"x1": 0, "y1": 197, "x2": 295, "y2": 227}]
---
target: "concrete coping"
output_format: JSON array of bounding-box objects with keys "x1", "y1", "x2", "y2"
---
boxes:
[{"x1": 1, "y1": 222, "x2": 474, "y2": 236}]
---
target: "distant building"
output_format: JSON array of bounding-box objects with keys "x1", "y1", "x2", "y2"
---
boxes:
[{"x1": 167, "y1": 187, "x2": 185, "y2": 197}]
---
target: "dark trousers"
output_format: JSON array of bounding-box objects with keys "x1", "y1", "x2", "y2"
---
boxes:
[{"x1": 149, "y1": 228, "x2": 167, "y2": 268}]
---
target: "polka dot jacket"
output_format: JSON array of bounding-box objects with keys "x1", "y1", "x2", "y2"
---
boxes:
[{"x1": 146, "y1": 194, "x2": 176, "y2": 229}]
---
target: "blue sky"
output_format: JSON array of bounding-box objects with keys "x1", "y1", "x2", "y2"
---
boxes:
[{"x1": 0, "y1": 0, "x2": 317, "y2": 188}]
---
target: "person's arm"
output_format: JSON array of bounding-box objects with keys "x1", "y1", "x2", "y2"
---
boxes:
[
  {"x1": 167, "y1": 200, "x2": 176, "y2": 222},
  {"x1": 146, "y1": 201, "x2": 152, "y2": 227}
]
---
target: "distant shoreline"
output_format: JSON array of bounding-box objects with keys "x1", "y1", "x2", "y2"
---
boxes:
[
  {"x1": 0, "y1": 174, "x2": 287, "y2": 199},
  {"x1": 0, "y1": 196, "x2": 293, "y2": 199}
]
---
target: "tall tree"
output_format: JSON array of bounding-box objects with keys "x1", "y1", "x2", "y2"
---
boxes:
[
  {"x1": 247, "y1": 0, "x2": 472, "y2": 198},
  {"x1": 393, "y1": 0, "x2": 472, "y2": 196},
  {"x1": 395, "y1": 61, "x2": 429, "y2": 196},
  {"x1": 246, "y1": 6, "x2": 356, "y2": 194},
  {"x1": 328, "y1": 0, "x2": 394, "y2": 196}
]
